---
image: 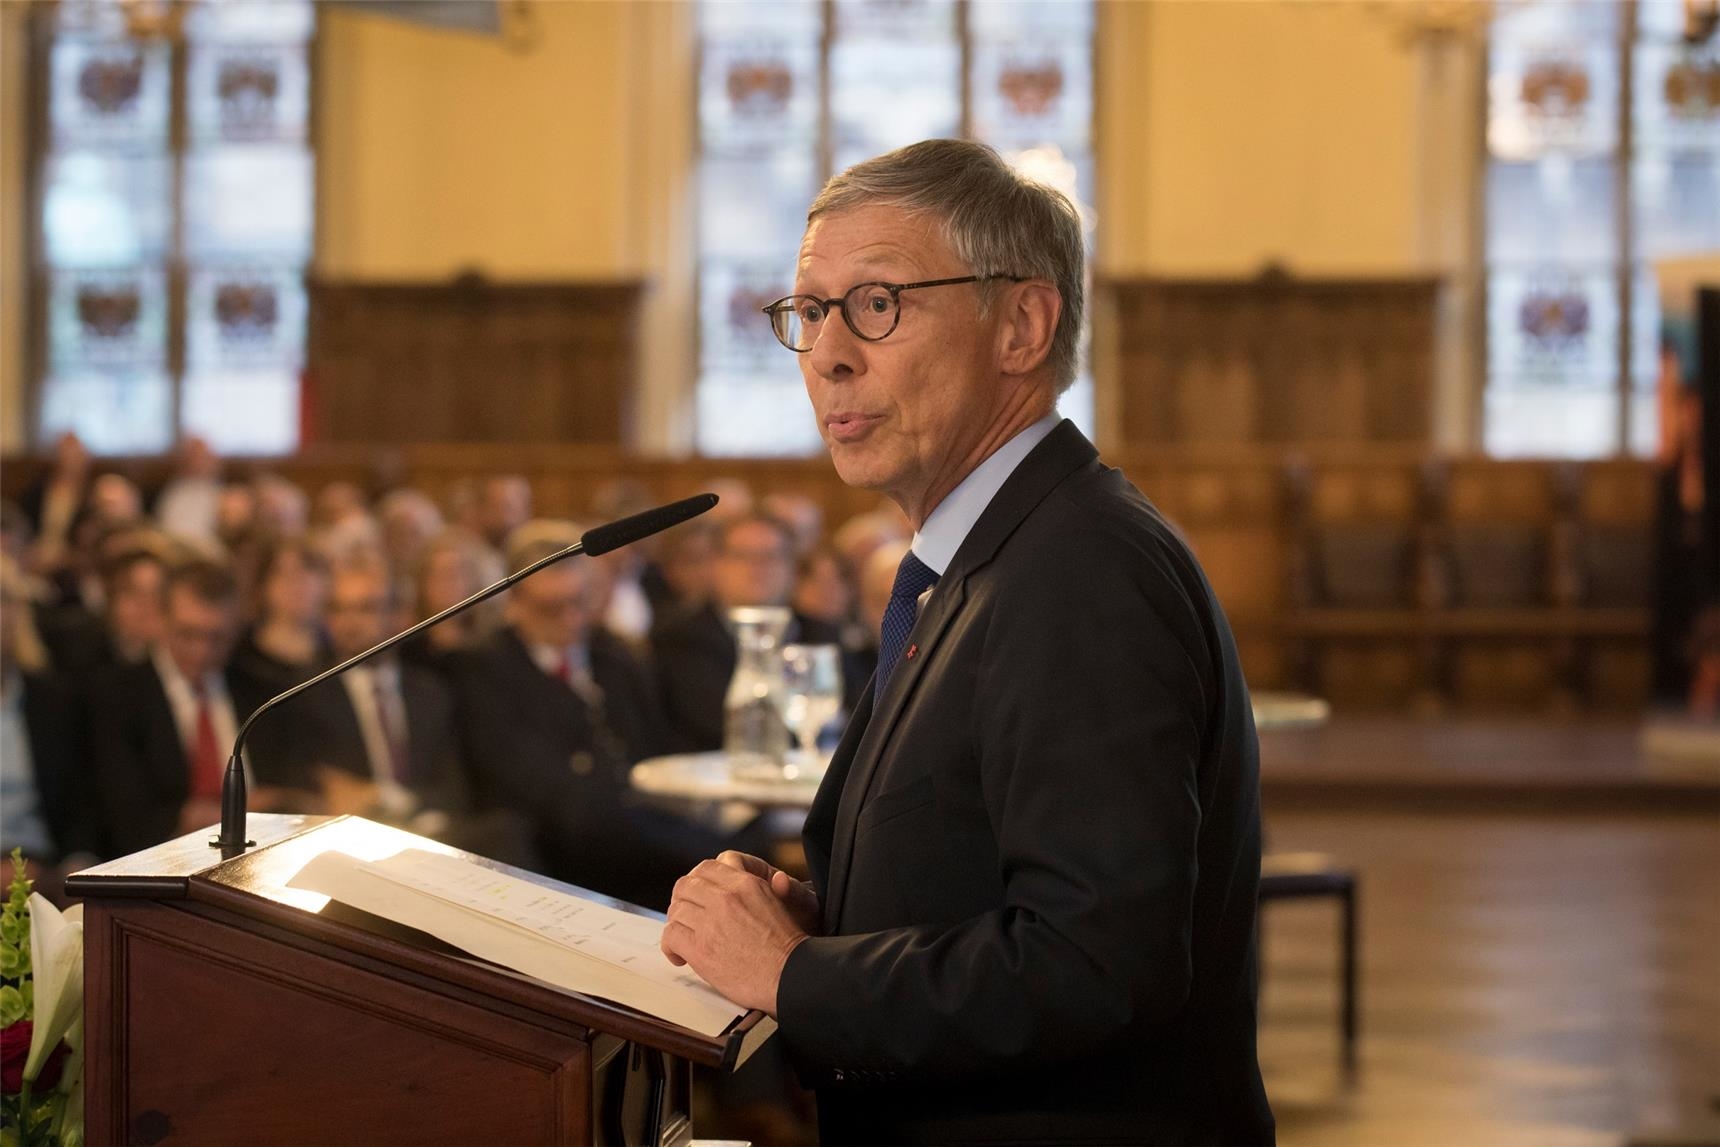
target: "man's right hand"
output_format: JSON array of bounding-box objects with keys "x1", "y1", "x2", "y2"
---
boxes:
[{"x1": 713, "y1": 850, "x2": 821, "y2": 936}]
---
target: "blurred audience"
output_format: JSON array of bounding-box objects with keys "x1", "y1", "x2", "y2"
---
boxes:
[
  {"x1": 478, "y1": 474, "x2": 533, "y2": 551},
  {"x1": 0, "y1": 556, "x2": 97, "y2": 870},
  {"x1": 154, "y1": 436, "x2": 223, "y2": 545},
  {"x1": 0, "y1": 454, "x2": 900, "y2": 899}
]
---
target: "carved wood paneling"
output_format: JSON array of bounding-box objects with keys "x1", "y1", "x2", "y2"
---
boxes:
[
  {"x1": 306, "y1": 278, "x2": 644, "y2": 445},
  {"x1": 1109, "y1": 274, "x2": 1438, "y2": 447}
]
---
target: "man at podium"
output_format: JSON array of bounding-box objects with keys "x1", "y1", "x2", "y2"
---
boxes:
[{"x1": 662, "y1": 140, "x2": 1275, "y2": 1145}]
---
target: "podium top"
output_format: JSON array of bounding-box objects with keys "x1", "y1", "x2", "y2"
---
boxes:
[{"x1": 66, "y1": 814, "x2": 773, "y2": 1070}]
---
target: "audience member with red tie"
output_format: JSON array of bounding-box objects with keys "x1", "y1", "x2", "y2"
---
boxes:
[{"x1": 90, "y1": 558, "x2": 294, "y2": 856}]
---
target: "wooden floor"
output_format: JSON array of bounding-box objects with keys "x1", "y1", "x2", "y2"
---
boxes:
[{"x1": 1261, "y1": 808, "x2": 1720, "y2": 1147}]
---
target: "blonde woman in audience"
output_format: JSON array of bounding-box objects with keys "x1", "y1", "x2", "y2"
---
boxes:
[{"x1": 400, "y1": 528, "x2": 505, "y2": 675}]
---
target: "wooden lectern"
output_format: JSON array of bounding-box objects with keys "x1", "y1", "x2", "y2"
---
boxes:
[{"x1": 66, "y1": 814, "x2": 773, "y2": 1146}]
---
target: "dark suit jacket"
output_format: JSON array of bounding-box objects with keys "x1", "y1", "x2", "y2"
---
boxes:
[
  {"x1": 452, "y1": 627, "x2": 717, "y2": 908},
  {"x1": 8, "y1": 672, "x2": 99, "y2": 861},
  {"x1": 89, "y1": 658, "x2": 251, "y2": 858},
  {"x1": 651, "y1": 602, "x2": 850, "y2": 753},
  {"x1": 277, "y1": 661, "x2": 470, "y2": 816},
  {"x1": 776, "y1": 422, "x2": 1274, "y2": 1145}
]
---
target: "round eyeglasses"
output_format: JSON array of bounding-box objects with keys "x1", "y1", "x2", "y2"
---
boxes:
[{"x1": 761, "y1": 275, "x2": 1026, "y2": 353}]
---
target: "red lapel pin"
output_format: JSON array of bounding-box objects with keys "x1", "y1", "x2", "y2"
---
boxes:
[{"x1": 906, "y1": 643, "x2": 918, "y2": 660}]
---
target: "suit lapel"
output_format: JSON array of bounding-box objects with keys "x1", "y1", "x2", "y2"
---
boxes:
[{"x1": 819, "y1": 420, "x2": 1102, "y2": 932}]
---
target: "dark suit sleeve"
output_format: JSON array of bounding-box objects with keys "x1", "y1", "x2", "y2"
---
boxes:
[
  {"x1": 776, "y1": 528, "x2": 1213, "y2": 1082},
  {"x1": 89, "y1": 670, "x2": 182, "y2": 858}
]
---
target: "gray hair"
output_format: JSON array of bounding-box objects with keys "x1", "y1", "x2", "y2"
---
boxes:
[{"x1": 808, "y1": 139, "x2": 1085, "y2": 393}]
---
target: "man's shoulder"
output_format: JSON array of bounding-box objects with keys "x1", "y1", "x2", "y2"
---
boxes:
[{"x1": 1005, "y1": 463, "x2": 1197, "y2": 586}]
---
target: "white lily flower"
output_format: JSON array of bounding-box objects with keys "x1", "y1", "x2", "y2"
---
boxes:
[{"x1": 24, "y1": 893, "x2": 84, "y2": 1084}]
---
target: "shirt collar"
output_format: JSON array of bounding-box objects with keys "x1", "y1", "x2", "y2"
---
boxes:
[{"x1": 911, "y1": 413, "x2": 1060, "y2": 576}]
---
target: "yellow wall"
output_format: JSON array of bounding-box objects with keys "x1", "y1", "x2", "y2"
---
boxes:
[
  {"x1": 1101, "y1": 1, "x2": 1424, "y2": 276},
  {"x1": 316, "y1": 2, "x2": 644, "y2": 279}
]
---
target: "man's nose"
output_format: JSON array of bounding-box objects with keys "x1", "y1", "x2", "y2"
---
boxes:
[{"x1": 806, "y1": 308, "x2": 863, "y2": 381}]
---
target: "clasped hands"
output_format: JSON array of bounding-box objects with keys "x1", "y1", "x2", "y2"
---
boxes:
[{"x1": 659, "y1": 850, "x2": 819, "y2": 1016}]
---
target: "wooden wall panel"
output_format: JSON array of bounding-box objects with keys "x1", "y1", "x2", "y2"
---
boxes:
[
  {"x1": 306, "y1": 279, "x2": 643, "y2": 446},
  {"x1": 1109, "y1": 275, "x2": 1438, "y2": 448}
]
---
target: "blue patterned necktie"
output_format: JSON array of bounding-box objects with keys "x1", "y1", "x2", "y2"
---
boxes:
[{"x1": 876, "y1": 548, "x2": 941, "y2": 703}]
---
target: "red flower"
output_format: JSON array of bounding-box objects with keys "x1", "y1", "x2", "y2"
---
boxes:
[{"x1": 0, "y1": 1020, "x2": 70, "y2": 1094}]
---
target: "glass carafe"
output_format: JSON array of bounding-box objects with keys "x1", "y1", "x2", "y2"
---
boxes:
[{"x1": 723, "y1": 606, "x2": 793, "y2": 768}]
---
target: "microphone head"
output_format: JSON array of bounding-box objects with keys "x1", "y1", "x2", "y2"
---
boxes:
[{"x1": 580, "y1": 493, "x2": 719, "y2": 557}]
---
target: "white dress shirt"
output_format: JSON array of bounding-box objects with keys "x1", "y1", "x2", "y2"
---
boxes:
[
  {"x1": 911, "y1": 412, "x2": 1061, "y2": 576},
  {"x1": 151, "y1": 644, "x2": 238, "y2": 772},
  {"x1": 339, "y1": 661, "x2": 415, "y2": 817}
]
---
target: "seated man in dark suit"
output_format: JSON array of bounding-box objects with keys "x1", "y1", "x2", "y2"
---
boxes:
[
  {"x1": 454, "y1": 524, "x2": 723, "y2": 909},
  {"x1": 37, "y1": 541, "x2": 167, "y2": 680},
  {"x1": 652, "y1": 513, "x2": 848, "y2": 752},
  {"x1": 662, "y1": 140, "x2": 1273, "y2": 1144},
  {"x1": 90, "y1": 558, "x2": 295, "y2": 856}
]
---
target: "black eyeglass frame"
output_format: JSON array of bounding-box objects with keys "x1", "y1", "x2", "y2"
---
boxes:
[{"x1": 761, "y1": 274, "x2": 1027, "y2": 352}]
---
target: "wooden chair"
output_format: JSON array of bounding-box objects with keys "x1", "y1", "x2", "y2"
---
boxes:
[{"x1": 1259, "y1": 851, "x2": 1360, "y2": 1072}]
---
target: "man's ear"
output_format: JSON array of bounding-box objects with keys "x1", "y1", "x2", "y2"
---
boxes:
[{"x1": 995, "y1": 280, "x2": 1061, "y2": 377}]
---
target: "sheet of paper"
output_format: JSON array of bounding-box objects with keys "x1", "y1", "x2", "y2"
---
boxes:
[{"x1": 289, "y1": 848, "x2": 743, "y2": 1037}]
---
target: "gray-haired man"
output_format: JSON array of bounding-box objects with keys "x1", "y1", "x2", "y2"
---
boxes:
[{"x1": 662, "y1": 140, "x2": 1273, "y2": 1145}]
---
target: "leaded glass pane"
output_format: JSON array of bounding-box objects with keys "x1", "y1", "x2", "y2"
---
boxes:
[
  {"x1": 42, "y1": 152, "x2": 173, "y2": 266},
  {"x1": 1633, "y1": 41, "x2": 1720, "y2": 153},
  {"x1": 1489, "y1": 0, "x2": 1619, "y2": 162},
  {"x1": 186, "y1": 266, "x2": 307, "y2": 372},
  {"x1": 700, "y1": 152, "x2": 816, "y2": 262},
  {"x1": 38, "y1": 371, "x2": 173, "y2": 455},
  {"x1": 1488, "y1": 267, "x2": 1620, "y2": 400},
  {"x1": 183, "y1": 0, "x2": 314, "y2": 43},
  {"x1": 48, "y1": 268, "x2": 168, "y2": 373},
  {"x1": 1486, "y1": 156, "x2": 1618, "y2": 263},
  {"x1": 700, "y1": 37, "x2": 820, "y2": 151},
  {"x1": 183, "y1": 146, "x2": 314, "y2": 260},
  {"x1": 181, "y1": 370, "x2": 301, "y2": 455},
  {"x1": 832, "y1": 0, "x2": 955, "y2": 39},
  {"x1": 188, "y1": 42, "x2": 311, "y2": 145},
  {"x1": 49, "y1": 39, "x2": 170, "y2": 150},
  {"x1": 968, "y1": 0, "x2": 1094, "y2": 40},
  {"x1": 697, "y1": 372, "x2": 823, "y2": 456},
  {"x1": 1634, "y1": 151, "x2": 1720, "y2": 258},
  {"x1": 970, "y1": 42, "x2": 1093, "y2": 153},
  {"x1": 701, "y1": 260, "x2": 798, "y2": 371},
  {"x1": 830, "y1": 39, "x2": 961, "y2": 169},
  {"x1": 1483, "y1": 384, "x2": 1619, "y2": 458}
]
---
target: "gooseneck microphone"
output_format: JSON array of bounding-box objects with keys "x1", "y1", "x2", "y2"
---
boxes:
[{"x1": 211, "y1": 492, "x2": 719, "y2": 854}]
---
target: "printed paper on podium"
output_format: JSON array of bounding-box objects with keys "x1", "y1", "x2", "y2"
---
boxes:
[{"x1": 289, "y1": 848, "x2": 745, "y2": 1038}]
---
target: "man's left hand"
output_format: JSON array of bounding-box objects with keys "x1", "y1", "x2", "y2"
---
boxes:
[{"x1": 660, "y1": 859, "x2": 809, "y2": 1015}]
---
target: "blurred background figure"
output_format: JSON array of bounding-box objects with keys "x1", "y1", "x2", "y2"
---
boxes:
[
  {"x1": 402, "y1": 527, "x2": 505, "y2": 675},
  {"x1": 761, "y1": 491, "x2": 824, "y2": 556},
  {"x1": 477, "y1": 474, "x2": 533, "y2": 551},
  {"x1": 0, "y1": 554, "x2": 97, "y2": 875},
  {"x1": 154, "y1": 436, "x2": 222, "y2": 545},
  {"x1": 377, "y1": 487, "x2": 444, "y2": 621}
]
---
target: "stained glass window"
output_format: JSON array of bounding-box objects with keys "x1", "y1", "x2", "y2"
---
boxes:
[
  {"x1": 696, "y1": 0, "x2": 1096, "y2": 456},
  {"x1": 35, "y1": 0, "x2": 315, "y2": 456},
  {"x1": 1485, "y1": 0, "x2": 1720, "y2": 458}
]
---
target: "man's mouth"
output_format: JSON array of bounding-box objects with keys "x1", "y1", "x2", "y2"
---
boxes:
[{"x1": 825, "y1": 413, "x2": 883, "y2": 443}]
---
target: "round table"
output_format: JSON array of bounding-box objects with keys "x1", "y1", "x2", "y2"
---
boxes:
[
  {"x1": 1250, "y1": 691, "x2": 1332, "y2": 733},
  {"x1": 631, "y1": 694, "x2": 1330, "y2": 809},
  {"x1": 631, "y1": 751, "x2": 830, "y2": 810}
]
